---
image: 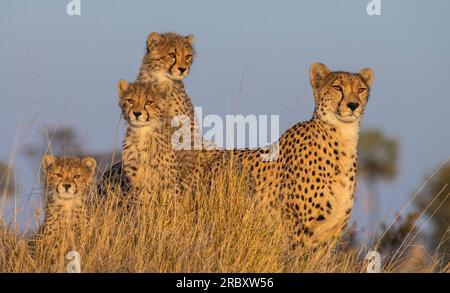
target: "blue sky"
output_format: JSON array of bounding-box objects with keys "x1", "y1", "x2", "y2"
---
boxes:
[{"x1": 1, "y1": 0, "x2": 449, "y2": 235}]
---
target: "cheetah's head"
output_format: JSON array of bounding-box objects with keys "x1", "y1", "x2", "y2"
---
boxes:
[
  {"x1": 41, "y1": 155, "x2": 96, "y2": 200},
  {"x1": 145, "y1": 32, "x2": 195, "y2": 81},
  {"x1": 117, "y1": 80, "x2": 171, "y2": 129},
  {"x1": 310, "y1": 63, "x2": 374, "y2": 125}
]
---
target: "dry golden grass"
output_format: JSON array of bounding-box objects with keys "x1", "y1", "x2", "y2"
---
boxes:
[{"x1": 0, "y1": 162, "x2": 447, "y2": 273}]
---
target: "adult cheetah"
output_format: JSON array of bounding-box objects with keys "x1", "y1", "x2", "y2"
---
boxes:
[{"x1": 200, "y1": 63, "x2": 374, "y2": 248}]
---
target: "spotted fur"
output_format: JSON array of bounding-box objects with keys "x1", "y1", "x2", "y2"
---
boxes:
[
  {"x1": 98, "y1": 32, "x2": 215, "y2": 197},
  {"x1": 199, "y1": 63, "x2": 374, "y2": 248},
  {"x1": 39, "y1": 155, "x2": 96, "y2": 239},
  {"x1": 106, "y1": 80, "x2": 185, "y2": 201}
]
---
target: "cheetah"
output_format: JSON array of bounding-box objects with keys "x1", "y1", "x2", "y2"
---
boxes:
[
  {"x1": 200, "y1": 63, "x2": 374, "y2": 248},
  {"x1": 98, "y1": 32, "x2": 214, "y2": 196},
  {"x1": 112, "y1": 79, "x2": 185, "y2": 200},
  {"x1": 138, "y1": 32, "x2": 197, "y2": 133},
  {"x1": 39, "y1": 155, "x2": 96, "y2": 239}
]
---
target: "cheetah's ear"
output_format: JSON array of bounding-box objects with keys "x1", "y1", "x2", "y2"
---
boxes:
[
  {"x1": 41, "y1": 155, "x2": 56, "y2": 172},
  {"x1": 359, "y1": 68, "x2": 374, "y2": 87},
  {"x1": 310, "y1": 63, "x2": 331, "y2": 90},
  {"x1": 186, "y1": 34, "x2": 194, "y2": 45},
  {"x1": 117, "y1": 79, "x2": 130, "y2": 97},
  {"x1": 147, "y1": 32, "x2": 162, "y2": 50},
  {"x1": 82, "y1": 157, "x2": 97, "y2": 175}
]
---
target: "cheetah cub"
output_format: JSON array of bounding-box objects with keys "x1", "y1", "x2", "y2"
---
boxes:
[
  {"x1": 117, "y1": 80, "x2": 183, "y2": 200},
  {"x1": 40, "y1": 155, "x2": 96, "y2": 238},
  {"x1": 98, "y1": 32, "x2": 214, "y2": 197}
]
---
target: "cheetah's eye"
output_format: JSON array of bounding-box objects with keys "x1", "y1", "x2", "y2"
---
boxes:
[
  {"x1": 54, "y1": 173, "x2": 63, "y2": 178},
  {"x1": 145, "y1": 100, "x2": 154, "y2": 106},
  {"x1": 358, "y1": 88, "x2": 366, "y2": 93},
  {"x1": 168, "y1": 53, "x2": 176, "y2": 58},
  {"x1": 332, "y1": 85, "x2": 342, "y2": 91},
  {"x1": 73, "y1": 174, "x2": 81, "y2": 179},
  {"x1": 185, "y1": 55, "x2": 192, "y2": 61},
  {"x1": 126, "y1": 99, "x2": 134, "y2": 105}
]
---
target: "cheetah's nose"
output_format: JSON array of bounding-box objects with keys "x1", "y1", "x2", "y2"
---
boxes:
[
  {"x1": 178, "y1": 67, "x2": 186, "y2": 74},
  {"x1": 133, "y1": 111, "x2": 142, "y2": 118},
  {"x1": 347, "y1": 102, "x2": 359, "y2": 111},
  {"x1": 63, "y1": 184, "x2": 71, "y2": 191}
]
